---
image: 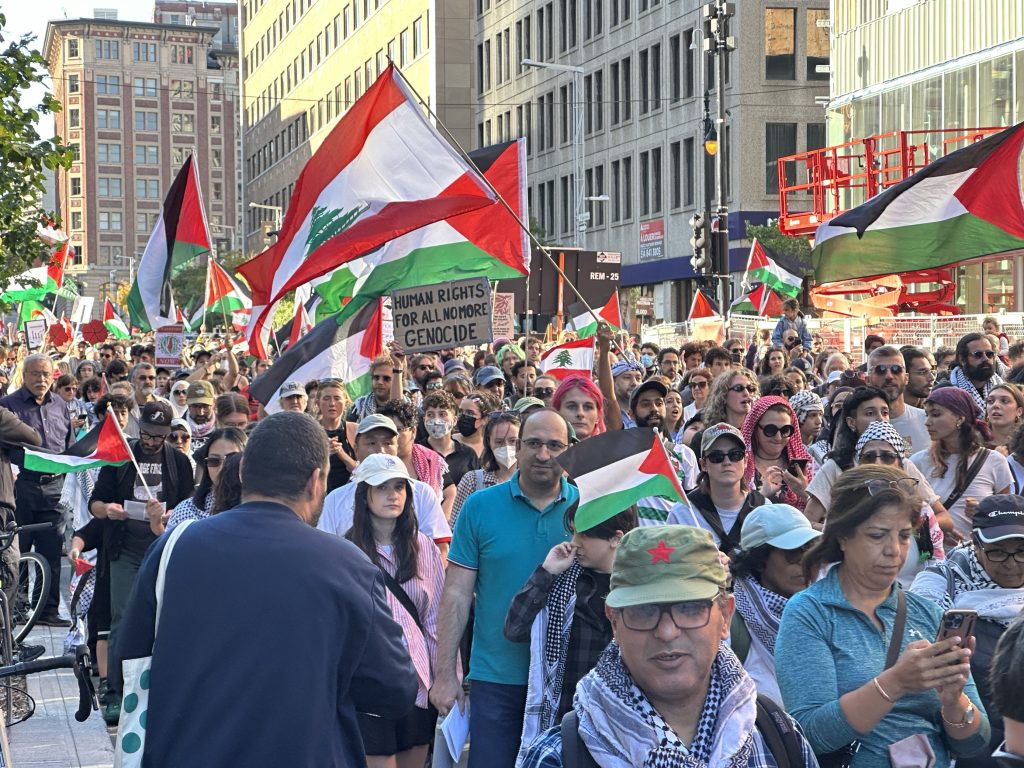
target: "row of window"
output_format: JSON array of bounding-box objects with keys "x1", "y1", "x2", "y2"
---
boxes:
[
  {"x1": 66, "y1": 107, "x2": 221, "y2": 135},
  {"x1": 65, "y1": 38, "x2": 196, "y2": 66},
  {"x1": 248, "y1": 116, "x2": 308, "y2": 180},
  {"x1": 245, "y1": 0, "x2": 329, "y2": 73},
  {"x1": 68, "y1": 74, "x2": 213, "y2": 99},
  {"x1": 69, "y1": 209, "x2": 225, "y2": 236}
]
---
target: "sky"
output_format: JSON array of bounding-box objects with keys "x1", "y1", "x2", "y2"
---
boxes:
[{"x1": 7, "y1": 1, "x2": 152, "y2": 135}]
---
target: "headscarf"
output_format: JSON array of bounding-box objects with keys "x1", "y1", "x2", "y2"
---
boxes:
[
  {"x1": 551, "y1": 375, "x2": 606, "y2": 436},
  {"x1": 855, "y1": 420, "x2": 906, "y2": 458},
  {"x1": 788, "y1": 390, "x2": 823, "y2": 424},
  {"x1": 741, "y1": 396, "x2": 813, "y2": 508},
  {"x1": 925, "y1": 386, "x2": 993, "y2": 444}
]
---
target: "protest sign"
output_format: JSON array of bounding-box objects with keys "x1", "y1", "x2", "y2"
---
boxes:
[
  {"x1": 391, "y1": 277, "x2": 492, "y2": 353},
  {"x1": 70, "y1": 296, "x2": 95, "y2": 325},
  {"x1": 155, "y1": 324, "x2": 185, "y2": 369},
  {"x1": 25, "y1": 319, "x2": 48, "y2": 350},
  {"x1": 491, "y1": 293, "x2": 515, "y2": 338}
]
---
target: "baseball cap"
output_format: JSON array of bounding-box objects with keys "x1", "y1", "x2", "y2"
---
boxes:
[
  {"x1": 352, "y1": 453, "x2": 412, "y2": 487},
  {"x1": 629, "y1": 378, "x2": 669, "y2": 413},
  {"x1": 606, "y1": 526, "x2": 729, "y2": 608},
  {"x1": 186, "y1": 380, "x2": 215, "y2": 405},
  {"x1": 973, "y1": 494, "x2": 1024, "y2": 543},
  {"x1": 140, "y1": 401, "x2": 174, "y2": 435},
  {"x1": 169, "y1": 417, "x2": 191, "y2": 436},
  {"x1": 826, "y1": 370, "x2": 843, "y2": 385},
  {"x1": 443, "y1": 359, "x2": 468, "y2": 375},
  {"x1": 278, "y1": 380, "x2": 306, "y2": 400},
  {"x1": 700, "y1": 422, "x2": 745, "y2": 455},
  {"x1": 357, "y1": 413, "x2": 399, "y2": 436},
  {"x1": 475, "y1": 365, "x2": 505, "y2": 387},
  {"x1": 612, "y1": 360, "x2": 643, "y2": 378},
  {"x1": 739, "y1": 503, "x2": 822, "y2": 551},
  {"x1": 512, "y1": 396, "x2": 545, "y2": 415}
]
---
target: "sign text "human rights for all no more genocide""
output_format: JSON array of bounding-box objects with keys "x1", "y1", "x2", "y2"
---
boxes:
[{"x1": 391, "y1": 277, "x2": 493, "y2": 353}]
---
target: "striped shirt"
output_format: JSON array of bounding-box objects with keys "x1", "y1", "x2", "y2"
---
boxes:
[{"x1": 375, "y1": 533, "x2": 446, "y2": 708}]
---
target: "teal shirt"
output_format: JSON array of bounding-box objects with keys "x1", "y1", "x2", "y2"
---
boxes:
[
  {"x1": 447, "y1": 472, "x2": 576, "y2": 685},
  {"x1": 775, "y1": 566, "x2": 990, "y2": 768}
]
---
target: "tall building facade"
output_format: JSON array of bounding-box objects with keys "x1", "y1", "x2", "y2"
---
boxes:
[
  {"x1": 44, "y1": 14, "x2": 240, "y2": 302},
  {"x1": 829, "y1": 0, "x2": 1024, "y2": 313},
  {"x1": 240, "y1": 0, "x2": 475, "y2": 254},
  {"x1": 472, "y1": 0, "x2": 828, "y2": 323}
]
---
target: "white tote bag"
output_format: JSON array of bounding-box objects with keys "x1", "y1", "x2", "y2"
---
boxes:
[{"x1": 114, "y1": 519, "x2": 194, "y2": 767}]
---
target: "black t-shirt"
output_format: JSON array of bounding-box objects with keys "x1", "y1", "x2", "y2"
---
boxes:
[
  {"x1": 122, "y1": 446, "x2": 165, "y2": 555},
  {"x1": 323, "y1": 426, "x2": 354, "y2": 492},
  {"x1": 416, "y1": 437, "x2": 480, "y2": 489}
]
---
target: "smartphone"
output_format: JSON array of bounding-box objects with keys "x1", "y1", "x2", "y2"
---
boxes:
[{"x1": 936, "y1": 609, "x2": 978, "y2": 644}]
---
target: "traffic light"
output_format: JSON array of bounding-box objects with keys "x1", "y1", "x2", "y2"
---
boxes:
[
  {"x1": 260, "y1": 221, "x2": 277, "y2": 247},
  {"x1": 690, "y1": 213, "x2": 710, "y2": 274}
]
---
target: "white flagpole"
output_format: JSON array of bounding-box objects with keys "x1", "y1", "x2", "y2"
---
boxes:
[{"x1": 105, "y1": 383, "x2": 154, "y2": 500}]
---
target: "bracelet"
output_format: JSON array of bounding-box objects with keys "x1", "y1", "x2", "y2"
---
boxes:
[{"x1": 872, "y1": 676, "x2": 895, "y2": 703}]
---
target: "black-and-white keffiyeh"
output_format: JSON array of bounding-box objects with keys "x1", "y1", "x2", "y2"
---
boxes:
[
  {"x1": 950, "y1": 365, "x2": 1002, "y2": 413},
  {"x1": 574, "y1": 642, "x2": 757, "y2": 768},
  {"x1": 539, "y1": 562, "x2": 581, "y2": 731},
  {"x1": 925, "y1": 542, "x2": 1024, "y2": 626},
  {"x1": 732, "y1": 576, "x2": 788, "y2": 655}
]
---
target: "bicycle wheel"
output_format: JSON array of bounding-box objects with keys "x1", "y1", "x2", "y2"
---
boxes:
[{"x1": 13, "y1": 553, "x2": 49, "y2": 644}]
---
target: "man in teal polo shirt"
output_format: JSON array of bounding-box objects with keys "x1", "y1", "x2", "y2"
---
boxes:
[{"x1": 431, "y1": 409, "x2": 577, "y2": 768}]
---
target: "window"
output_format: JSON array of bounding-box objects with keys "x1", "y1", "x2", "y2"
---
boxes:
[
  {"x1": 560, "y1": 175, "x2": 571, "y2": 233},
  {"x1": 593, "y1": 70, "x2": 604, "y2": 132},
  {"x1": 544, "y1": 2, "x2": 554, "y2": 60},
  {"x1": 213, "y1": 182, "x2": 223, "y2": 200},
  {"x1": 651, "y1": 146, "x2": 662, "y2": 213},
  {"x1": 640, "y1": 151, "x2": 650, "y2": 215},
  {"x1": 211, "y1": 115, "x2": 222, "y2": 134},
  {"x1": 545, "y1": 92, "x2": 554, "y2": 148},
  {"x1": 212, "y1": 149, "x2": 222, "y2": 167},
  {"x1": 97, "y1": 109, "x2": 120, "y2": 129},
  {"x1": 67, "y1": 39, "x2": 80, "y2": 58},
  {"x1": 650, "y1": 44, "x2": 661, "y2": 111},
  {"x1": 344, "y1": 6, "x2": 352, "y2": 37},
  {"x1": 71, "y1": 211, "x2": 82, "y2": 230},
  {"x1": 98, "y1": 178, "x2": 122, "y2": 197},
  {"x1": 400, "y1": 29, "x2": 410, "y2": 66},
  {"x1": 765, "y1": 122, "x2": 797, "y2": 194},
  {"x1": 98, "y1": 143, "x2": 122, "y2": 163},
  {"x1": 69, "y1": 143, "x2": 80, "y2": 162},
  {"x1": 171, "y1": 79, "x2": 194, "y2": 97},
  {"x1": 96, "y1": 74, "x2": 120, "y2": 94},
  {"x1": 559, "y1": 0, "x2": 568, "y2": 52},
  {"x1": 611, "y1": 160, "x2": 620, "y2": 221},
  {"x1": 807, "y1": 123, "x2": 827, "y2": 151},
  {"x1": 171, "y1": 45, "x2": 193, "y2": 64},
  {"x1": 98, "y1": 212, "x2": 123, "y2": 231},
  {"x1": 134, "y1": 111, "x2": 158, "y2": 131},
  {"x1": 133, "y1": 42, "x2": 157, "y2": 62},
  {"x1": 683, "y1": 137, "x2": 694, "y2": 206},
  {"x1": 807, "y1": 9, "x2": 829, "y2": 80},
  {"x1": 135, "y1": 146, "x2": 157, "y2": 164},
  {"x1": 95, "y1": 40, "x2": 119, "y2": 60},
  {"x1": 413, "y1": 16, "x2": 425, "y2": 57},
  {"x1": 68, "y1": 74, "x2": 79, "y2": 94},
  {"x1": 621, "y1": 56, "x2": 632, "y2": 122},
  {"x1": 559, "y1": 84, "x2": 569, "y2": 143},
  {"x1": 639, "y1": 49, "x2": 649, "y2": 114},
  {"x1": 71, "y1": 177, "x2": 82, "y2": 196},
  {"x1": 765, "y1": 8, "x2": 796, "y2": 80},
  {"x1": 172, "y1": 147, "x2": 187, "y2": 165},
  {"x1": 610, "y1": 61, "x2": 620, "y2": 124},
  {"x1": 133, "y1": 77, "x2": 157, "y2": 97},
  {"x1": 136, "y1": 179, "x2": 160, "y2": 199},
  {"x1": 623, "y1": 156, "x2": 633, "y2": 219},
  {"x1": 68, "y1": 108, "x2": 80, "y2": 128},
  {"x1": 171, "y1": 113, "x2": 195, "y2": 133}
]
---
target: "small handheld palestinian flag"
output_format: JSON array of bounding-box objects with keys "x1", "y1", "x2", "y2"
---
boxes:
[
  {"x1": 567, "y1": 293, "x2": 621, "y2": 338},
  {"x1": 557, "y1": 428, "x2": 690, "y2": 532},
  {"x1": 22, "y1": 417, "x2": 131, "y2": 474}
]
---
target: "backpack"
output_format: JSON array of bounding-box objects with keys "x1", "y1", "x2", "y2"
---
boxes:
[{"x1": 560, "y1": 695, "x2": 806, "y2": 768}]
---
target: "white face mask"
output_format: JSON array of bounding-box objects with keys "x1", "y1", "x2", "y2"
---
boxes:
[
  {"x1": 494, "y1": 445, "x2": 517, "y2": 469},
  {"x1": 425, "y1": 418, "x2": 451, "y2": 439}
]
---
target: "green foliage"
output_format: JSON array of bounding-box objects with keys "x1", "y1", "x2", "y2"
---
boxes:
[
  {"x1": 172, "y1": 250, "x2": 248, "y2": 310},
  {"x1": 0, "y1": 14, "x2": 72, "y2": 282},
  {"x1": 744, "y1": 220, "x2": 812, "y2": 273}
]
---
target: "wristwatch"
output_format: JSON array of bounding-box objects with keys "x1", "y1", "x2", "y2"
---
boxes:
[{"x1": 942, "y1": 700, "x2": 976, "y2": 729}]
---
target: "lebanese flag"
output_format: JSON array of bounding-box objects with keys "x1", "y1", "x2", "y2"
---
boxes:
[
  {"x1": 557, "y1": 428, "x2": 689, "y2": 531},
  {"x1": 103, "y1": 298, "x2": 130, "y2": 339},
  {"x1": 237, "y1": 63, "x2": 495, "y2": 356},
  {"x1": 249, "y1": 298, "x2": 384, "y2": 413},
  {"x1": 22, "y1": 416, "x2": 131, "y2": 474},
  {"x1": 688, "y1": 290, "x2": 720, "y2": 320},
  {"x1": 206, "y1": 261, "x2": 251, "y2": 330},
  {"x1": 813, "y1": 122, "x2": 1024, "y2": 282},
  {"x1": 126, "y1": 155, "x2": 211, "y2": 330},
  {"x1": 539, "y1": 338, "x2": 595, "y2": 380},
  {"x1": 567, "y1": 292, "x2": 622, "y2": 338}
]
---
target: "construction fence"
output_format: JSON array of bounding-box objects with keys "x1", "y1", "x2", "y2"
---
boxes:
[{"x1": 641, "y1": 313, "x2": 1024, "y2": 366}]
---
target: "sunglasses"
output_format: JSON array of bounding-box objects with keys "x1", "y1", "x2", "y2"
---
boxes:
[
  {"x1": 859, "y1": 450, "x2": 901, "y2": 465},
  {"x1": 866, "y1": 477, "x2": 919, "y2": 496},
  {"x1": 140, "y1": 430, "x2": 167, "y2": 442},
  {"x1": 425, "y1": 382, "x2": 443, "y2": 391},
  {"x1": 319, "y1": 378, "x2": 345, "y2": 388},
  {"x1": 969, "y1": 349, "x2": 996, "y2": 360},
  {"x1": 871, "y1": 364, "x2": 904, "y2": 376},
  {"x1": 204, "y1": 454, "x2": 234, "y2": 468},
  {"x1": 533, "y1": 388, "x2": 554, "y2": 398},
  {"x1": 172, "y1": 389, "x2": 188, "y2": 396},
  {"x1": 168, "y1": 433, "x2": 190, "y2": 444},
  {"x1": 757, "y1": 423, "x2": 794, "y2": 438},
  {"x1": 617, "y1": 599, "x2": 716, "y2": 632},
  {"x1": 728, "y1": 384, "x2": 757, "y2": 394},
  {"x1": 690, "y1": 380, "x2": 709, "y2": 390},
  {"x1": 704, "y1": 448, "x2": 745, "y2": 464}
]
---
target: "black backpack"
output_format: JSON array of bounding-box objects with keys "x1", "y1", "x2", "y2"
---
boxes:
[{"x1": 560, "y1": 695, "x2": 806, "y2": 768}]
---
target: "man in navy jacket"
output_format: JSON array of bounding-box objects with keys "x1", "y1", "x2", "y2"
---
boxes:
[{"x1": 116, "y1": 411, "x2": 417, "y2": 767}]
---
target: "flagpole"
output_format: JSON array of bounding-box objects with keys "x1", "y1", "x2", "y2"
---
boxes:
[
  {"x1": 202, "y1": 255, "x2": 212, "y2": 333},
  {"x1": 389, "y1": 63, "x2": 630, "y2": 361},
  {"x1": 107, "y1": 397, "x2": 154, "y2": 500}
]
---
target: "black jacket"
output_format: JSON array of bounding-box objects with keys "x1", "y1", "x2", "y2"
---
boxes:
[{"x1": 686, "y1": 488, "x2": 767, "y2": 553}]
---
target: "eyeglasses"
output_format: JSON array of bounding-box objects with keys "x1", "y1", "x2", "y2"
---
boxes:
[
  {"x1": 859, "y1": 450, "x2": 901, "y2": 465},
  {"x1": 140, "y1": 431, "x2": 167, "y2": 442},
  {"x1": 318, "y1": 378, "x2": 345, "y2": 388},
  {"x1": 976, "y1": 542, "x2": 1024, "y2": 563},
  {"x1": 521, "y1": 438, "x2": 568, "y2": 454},
  {"x1": 728, "y1": 384, "x2": 757, "y2": 394},
  {"x1": 372, "y1": 374, "x2": 393, "y2": 382},
  {"x1": 690, "y1": 380, "x2": 709, "y2": 390},
  {"x1": 533, "y1": 388, "x2": 554, "y2": 398},
  {"x1": 866, "y1": 477, "x2": 919, "y2": 496},
  {"x1": 705, "y1": 448, "x2": 745, "y2": 464},
  {"x1": 969, "y1": 349, "x2": 996, "y2": 360},
  {"x1": 757, "y1": 423, "x2": 794, "y2": 438},
  {"x1": 871, "y1": 364, "x2": 905, "y2": 376},
  {"x1": 168, "y1": 433, "x2": 190, "y2": 444},
  {"x1": 910, "y1": 368, "x2": 937, "y2": 378},
  {"x1": 618, "y1": 599, "x2": 715, "y2": 632}
]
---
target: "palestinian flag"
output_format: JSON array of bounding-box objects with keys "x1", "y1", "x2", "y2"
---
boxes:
[
  {"x1": 236, "y1": 63, "x2": 495, "y2": 356},
  {"x1": 2, "y1": 240, "x2": 77, "y2": 304},
  {"x1": 731, "y1": 283, "x2": 785, "y2": 316},
  {"x1": 206, "y1": 261, "x2": 251, "y2": 330},
  {"x1": 557, "y1": 428, "x2": 688, "y2": 532},
  {"x1": 22, "y1": 416, "x2": 131, "y2": 474},
  {"x1": 813, "y1": 122, "x2": 1024, "y2": 282},
  {"x1": 539, "y1": 338, "x2": 594, "y2": 380},
  {"x1": 103, "y1": 299, "x2": 130, "y2": 339},
  {"x1": 745, "y1": 239, "x2": 801, "y2": 298},
  {"x1": 248, "y1": 298, "x2": 384, "y2": 414},
  {"x1": 127, "y1": 154, "x2": 211, "y2": 330},
  {"x1": 309, "y1": 140, "x2": 530, "y2": 323},
  {"x1": 688, "y1": 290, "x2": 720, "y2": 320},
  {"x1": 567, "y1": 292, "x2": 621, "y2": 338}
]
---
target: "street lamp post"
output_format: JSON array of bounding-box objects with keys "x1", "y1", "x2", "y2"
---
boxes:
[{"x1": 521, "y1": 59, "x2": 586, "y2": 249}]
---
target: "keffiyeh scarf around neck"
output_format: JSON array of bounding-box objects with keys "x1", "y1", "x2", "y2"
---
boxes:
[
  {"x1": 949, "y1": 365, "x2": 1002, "y2": 414},
  {"x1": 732, "y1": 576, "x2": 788, "y2": 655},
  {"x1": 573, "y1": 642, "x2": 757, "y2": 768}
]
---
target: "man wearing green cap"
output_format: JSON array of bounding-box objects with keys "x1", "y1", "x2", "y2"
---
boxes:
[{"x1": 520, "y1": 525, "x2": 817, "y2": 767}]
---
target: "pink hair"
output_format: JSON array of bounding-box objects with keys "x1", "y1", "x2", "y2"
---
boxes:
[{"x1": 551, "y1": 375, "x2": 606, "y2": 436}]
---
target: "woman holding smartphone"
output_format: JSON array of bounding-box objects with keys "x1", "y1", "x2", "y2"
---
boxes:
[{"x1": 776, "y1": 464, "x2": 991, "y2": 768}]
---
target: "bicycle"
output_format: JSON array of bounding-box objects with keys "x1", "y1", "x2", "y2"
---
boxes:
[{"x1": 0, "y1": 522, "x2": 54, "y2": 645}]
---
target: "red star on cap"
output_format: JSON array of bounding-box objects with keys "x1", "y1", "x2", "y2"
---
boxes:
[{"x1": 647, "y1": 540, "x2": 675, "y2": 564}]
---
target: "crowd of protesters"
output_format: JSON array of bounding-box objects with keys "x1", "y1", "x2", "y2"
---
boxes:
[{"x1": 1, "y1": 299, "x2": 1023, "y2": 768}]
